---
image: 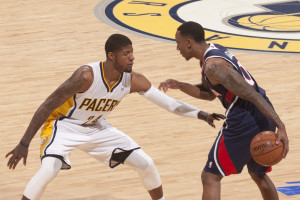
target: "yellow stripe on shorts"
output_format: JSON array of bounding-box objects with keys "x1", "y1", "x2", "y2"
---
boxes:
[{"x1": 40, "y1": 97, "x2": 74, "y2": 157}]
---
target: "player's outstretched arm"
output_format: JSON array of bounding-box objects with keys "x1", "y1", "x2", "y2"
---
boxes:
[
  {"x1": 6, "y1": 65, "x2": 93, "y2": 169},
  {"x1": 158, "y1": 78, "x2": 216, "y2": 100},
  {"x1": 130, "y1": 71, "x2": 224, "y2": 127},
  {"x1": 204, "y1": 58, "x2": 289, "y2": 157}
]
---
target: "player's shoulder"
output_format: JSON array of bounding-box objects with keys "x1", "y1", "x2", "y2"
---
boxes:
[
  {"x1": 131, "y1": 71, "x2": 147, "y2": 80},
  {"x1": 206, "y1": 43, "x2": 227, "y2": 56},
  {"x1": 130, "y1": 71, "x2": 151, "y2": 93},
  {"x1": 72, "y1": 65, "x2": 94, "y2": 83},
  {"x1": 205, "y1": 57, "x2": 227, "y2": 67}
]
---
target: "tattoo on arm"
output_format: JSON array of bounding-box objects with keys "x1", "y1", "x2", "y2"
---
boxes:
[
  {"x1": 205, "y1": 63, "x2": 284, "y2": 128},
  {"x1": 21, "y1": 66, "x2": 92, "y2": 144}
]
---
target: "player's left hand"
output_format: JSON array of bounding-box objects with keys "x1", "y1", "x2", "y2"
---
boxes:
[
  {"x1": 206, "y1": 113, "x2": 226, "y2": 128},
  {"x1": 6, "y1": 143, "x2": 28, "y2": 170}
]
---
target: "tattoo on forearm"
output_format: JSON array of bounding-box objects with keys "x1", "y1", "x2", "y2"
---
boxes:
[
  {"x1": 206, "y1": 63, "x2": 253, "y2": 99},
  {"x1": 206, "y1": 63, "x2": 282, "y2": 127}
]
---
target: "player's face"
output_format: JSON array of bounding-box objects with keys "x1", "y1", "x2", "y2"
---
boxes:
[
  {"x1": 175, "y1": 31, "x2": 192, "y2": 61},
  {"x1": 114, "y1": 45, "x2": 134, "y2": 73}
]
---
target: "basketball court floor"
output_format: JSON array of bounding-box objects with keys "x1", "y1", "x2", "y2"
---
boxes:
[{"x1": 1, "y1": 0, "x2": 299, "y2": 199}]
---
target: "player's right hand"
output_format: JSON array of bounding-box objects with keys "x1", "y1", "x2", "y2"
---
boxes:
[
  {"x1": 276, "y1": 126, "x2": 289, "y2": 158},
  {"x1": 158, "y1": 79, "x2": 181, "y2": 93},
  {"x1": 6, "y1": 144, "x2": 28, "y2": 170}
]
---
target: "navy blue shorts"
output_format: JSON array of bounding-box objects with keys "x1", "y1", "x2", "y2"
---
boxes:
[{"x1": 204, "y1": 99, "x2": 275, "y2": 178}]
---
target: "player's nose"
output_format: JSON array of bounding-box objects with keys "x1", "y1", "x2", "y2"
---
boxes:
[{"x1": 130, "y1": 53, "x2": 134, "y2": 60}]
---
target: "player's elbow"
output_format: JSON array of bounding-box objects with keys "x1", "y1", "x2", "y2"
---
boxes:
[
  {"x1": 200, "y1": 93, "x2": 216, "y2": 101},
  {"x1": 207, "y1": 95, "x2": 216, "y2": 101}
]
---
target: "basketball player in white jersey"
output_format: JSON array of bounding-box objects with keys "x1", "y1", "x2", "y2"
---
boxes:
[{"x1": 6, "y1": 34, "x2": 225, "y2": 200}]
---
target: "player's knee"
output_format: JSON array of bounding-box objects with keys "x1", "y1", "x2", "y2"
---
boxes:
[
  {"x1": 248, "y1": 169, "x2": 266, "y2": 184},
  {"x1": 125, "y1": 150, "x2": 161, "y2": 190},
  {"x1": 201, "y1": 170, "x2": 208, "y2": 184},
  {"x1": 201, "y1": 170, "x2": 222, "y2": 185},
  {"x1": 248, "y1": 169, "x2": 256, "y2": 178},
  {"x1": 138, "y1": 156, "x2": 157, "y2": 176},
  {"x1": 139, "y1": 159, "x2": 161, "y2": 191},
  {"x1": 40, "y1": 157, "x2": 62, "y2": 181},
  {"x1": 23, "y1": 157, "x2": 62, "y2": 199},
  {"x1": 247, "y1": 163, "x2": 268, "y2": 180},
  {"x1": 129, "y1": 151, "x2": 158, "y2": 178},
  {"x1": 142, "y1": 156, "x2": 155, "y2": 173},
  {"x1": 125, "y1": 149, "x2": 154, "y2": 172}
]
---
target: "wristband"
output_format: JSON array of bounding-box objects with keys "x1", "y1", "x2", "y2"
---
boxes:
[
  {"x1": 19, "y1": 141, "x2": 29, "y2": 148},
  {"x1": 204, "y1": 113, "x2": 208, "y2": 121}
]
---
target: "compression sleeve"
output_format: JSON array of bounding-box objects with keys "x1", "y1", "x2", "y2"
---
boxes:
[{"x1": 141, "y1": 85, "x2": 200, "y2": 118}]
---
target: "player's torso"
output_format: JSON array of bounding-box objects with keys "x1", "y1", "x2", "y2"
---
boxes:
[
  {"x1": 47, "y1": 61, "x2": 131, "y2": 125},
  {"x1": 201, "y1": 43, "x2": 265, "y2": 110}
]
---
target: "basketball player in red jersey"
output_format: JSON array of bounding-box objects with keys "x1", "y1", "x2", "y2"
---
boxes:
[{"x1": 159, "y1": 22, "x2": 289, "y2": 200}]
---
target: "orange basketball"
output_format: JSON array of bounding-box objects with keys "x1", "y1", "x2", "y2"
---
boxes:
[{"x1": 250, "y1": 131, "x2": 283, "y2": 166}]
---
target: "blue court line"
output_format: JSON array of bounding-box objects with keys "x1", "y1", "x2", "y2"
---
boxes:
[
  {"x1": 277, "y1": 182, "x2": 300, "y2": 196},
  {"x1": 286, "y1": 181, "x2": 300, "y2": 184},
  {"x1": 277, "y1": 186, "x2": 300, "y2": 196}
]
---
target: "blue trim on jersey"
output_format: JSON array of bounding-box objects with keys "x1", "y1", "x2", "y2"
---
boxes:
[
  {"x1": 100, "y1": 62, "x2": 110, "y2": 92},
  {"x1": 110, "y1": 73, "x2": 123, "y2": 92},
  {"x1": 43, "y1": 119, "x2": 58, "y2": 156},
  {"x1": 66, "y1": 95, "x2": 77, "y2": 118},
  {"x1": 55, "y1": 94, "x2": 77, "y2": 122},
  {"x1": 99, "y1": 61, "x2": 124, "y2": 93}
]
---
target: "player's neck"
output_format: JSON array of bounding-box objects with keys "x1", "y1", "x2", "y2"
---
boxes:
[
  {"x1": 103, "y1": 61, "x2": 122, "y2": 82},
  {"x1": 194, "y1": 42, "x2": 209, "y2": 61}
]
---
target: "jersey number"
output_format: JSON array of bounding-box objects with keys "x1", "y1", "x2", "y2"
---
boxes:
[
  {"x1": 81, "y1": 115, "x2": 102, "y2": 125},
  {"x1": 238, "y1": 61, "x2": 255, "y2": 86}
]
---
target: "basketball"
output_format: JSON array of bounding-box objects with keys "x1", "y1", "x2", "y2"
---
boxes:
[{"x1": 250, "y1": 131, "x2": 283, "y2": 166}]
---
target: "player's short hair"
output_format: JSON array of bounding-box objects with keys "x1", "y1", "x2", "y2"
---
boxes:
[
  {"x1": 177, "y1": 21, "x2": 205, "y2": 42},
  {"x1": 105, "y1": 34, "x2": 132, "y2": 56}
]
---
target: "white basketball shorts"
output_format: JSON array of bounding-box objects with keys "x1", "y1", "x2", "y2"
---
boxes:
[{"x1": 40, "y1": 119, "x2": 140, "y2": 169}]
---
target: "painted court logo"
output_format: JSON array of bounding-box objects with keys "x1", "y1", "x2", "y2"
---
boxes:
[
  {"x1": 94, "y1": 0, "x2": 300, "y2": 54},
  {"x1": 227, "y1": 1, "x2": 300, "y2": 32}
]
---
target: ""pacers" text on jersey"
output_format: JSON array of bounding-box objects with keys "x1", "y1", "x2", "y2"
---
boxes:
[{"x1": 78, "y1": 98, "x2": 120, "y2": 112}]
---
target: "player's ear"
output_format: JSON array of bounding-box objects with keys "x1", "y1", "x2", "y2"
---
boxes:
[
  {"x1": 107, "y1": 52, "x2": 115, "y2": 61},
  {"x1": 187, "y1": 38, "x2": 192, "y2": 49}
]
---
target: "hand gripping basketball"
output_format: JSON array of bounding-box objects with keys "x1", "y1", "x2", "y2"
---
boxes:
[{"x1": 250, "y1": 131, "x2": 284, "y2": 166}]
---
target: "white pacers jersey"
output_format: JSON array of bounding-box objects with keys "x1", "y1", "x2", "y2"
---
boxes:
[
  {"x1": 40, "y1": 62, "x2": 139, "y2": 169},
  {"x1": 43, "y1": 61, "x2": 131, "y2": 126}
]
